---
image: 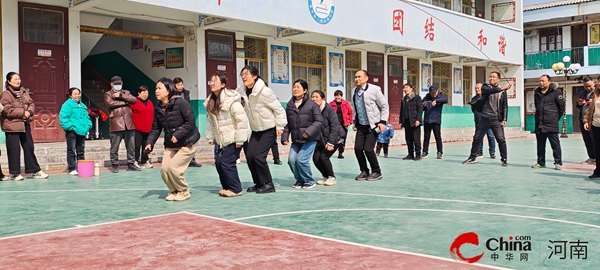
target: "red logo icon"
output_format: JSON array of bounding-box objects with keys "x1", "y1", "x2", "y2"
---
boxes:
[{"x1": 449, "y1": 232, "x2": 485, "y2": 263}]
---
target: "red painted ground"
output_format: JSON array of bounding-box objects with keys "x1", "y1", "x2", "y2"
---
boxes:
[
  {"x1": 562, "y1": 163, "x2": 594, "y2": 175},
  {"x1": 0, "y1": 213, "x2": 498, "y2": 269}
]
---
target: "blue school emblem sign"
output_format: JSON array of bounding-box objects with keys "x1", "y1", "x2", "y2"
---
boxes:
[{"x1": 309, "y1": 0, "x2": 335, "y2": 24}]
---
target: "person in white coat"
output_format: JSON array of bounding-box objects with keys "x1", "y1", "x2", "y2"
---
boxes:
[
  {"x1": 238, "y1": 65, "x2": 287, "y2": 194},
  {"x1": 205, "y1": 73, "x2": 249, "y2": 197}
]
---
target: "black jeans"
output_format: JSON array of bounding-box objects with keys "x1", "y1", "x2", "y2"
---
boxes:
[
  {"x1": 354, "y1": 124, "x2": 380, "y2": 174},
  {"x1": 536, "y1": 132, "x2": 562, "y2": 165},
  {"x1": 403, "y1": 123, "x2": 421, "y2": 157},
  {"x1": 336, "y1": 126, "x2": 349, "y2": 154},
  {"x1": 313, "y1": 143, "x2": 337, "y2": 178},
  {"x1": 246, "y1": 128, "x2": 276, "y2": 186},
  {"x1": 216, "y1": 144, "x2": 243, "y2": 193},
  {"x1": 271, "y1": 140, "x2": 280, "y2": 159},
  {"x1": 469, "y1": 117, "x2": 507, "y2": 160},
  {"x1": 376, "y1": 142, "x2": 389, "y2": 155},
  {"x1": 66, "y1": 131, "x2": 86, "y2": 171},
  {"x1": 109, "y1": 129, "x2": 135, "y2": 166},
  {"x1": 5, "y1": 123, "x2": 41, "y2": 175},
  {"x1": 592, "y1": 126, "x2": 600, "y2": 176},
  {"x1": 423, "y1": 123, "x2": 442, "y2": 155},
  {"x1": 581, "y1": 121, "x2": 595, "y2": 159},
  {"x1": 134, "y1": 130, "x2": 150, "y2": 164}
]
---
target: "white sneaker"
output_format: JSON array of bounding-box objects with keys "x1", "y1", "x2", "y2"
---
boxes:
[
  {"x1": 316, "y1": 177, "x2": 327, "y2": 185},
  {"x1": 11, "y1": 174, "x2": 24, "y2": 181},
  {"x1": 133, "y1": 161, "x2": 141, "y2": 169},
  {"x1": 1, "y1": 176, "x2": 9, "y2": 181},
  {"x1": 236, "y1": 159, "x2": 241, "y2": 164},
  {"x1": 68, "y1": 170, "x2": 78, "y2": 176},
  {"x1": 142, "y1": 161, "x2": 153, "y2": 169},
  {"x1": 324, "y1": 176, "x2": 338, "y2": 186},
  {"x1": 32, "y1": 170, "x2": 49, "y2": 179}
]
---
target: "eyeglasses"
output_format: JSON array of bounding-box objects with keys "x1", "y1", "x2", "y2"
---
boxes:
[
  {"x1": 240, "y1": 72, "x2": 251, "y2": 78},
  {"x1": 207, "y1": 80, "x2": 218, "y2": 86}
]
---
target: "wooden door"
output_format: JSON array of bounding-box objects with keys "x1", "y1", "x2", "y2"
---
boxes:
[
  {"x1": 387, "y1": 55, "x2": 403, "y2": 129},
  {"x1": 205, "y1": 30, "x2": 237, "y2": 96},
  {"x1": 19, "y1": 3, "x2": 69, "y2": 142},
  {"x1": 367, "y1": 52, "x2": 384, "y2": 93},
  {"x1": 571, "y1": 25, "x2": 587, "y2": 65}
]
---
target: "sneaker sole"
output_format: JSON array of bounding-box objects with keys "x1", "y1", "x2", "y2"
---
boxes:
[
  {"x1": 324, "y1": 182, "x2": 338, "y2": 186},
  {"x1": 367, "y1": 176, "x2": 383, "y2": 181},
  {"x1": 256, "y1": 189, "x2": 276, "y2": 194},
  {"x1": 292, "y1": 186, "x2": 303, "y2": 189},
  {"x1": 355, "y1": 178, "x2": 367, "y2": 181},
  {"x1": 303, "y1": 185, "x2": 316, "y2": 189}
]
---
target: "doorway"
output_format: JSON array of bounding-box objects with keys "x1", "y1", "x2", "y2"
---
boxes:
[
  {"x1": 367, "y1": 52, "x2": 384, "y2": 93},
  {"x1": 387, "y1": 55, "x2": 403, "y2": 129},
  {"x1": 205, "y1": 30, "x2": 237, "y2": 97}
]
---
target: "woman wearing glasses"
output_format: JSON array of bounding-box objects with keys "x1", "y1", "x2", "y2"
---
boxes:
[
  {"x1": 237, "y1": 66, "x2": 286, "y2": 194},
  {"x1": 204, "y1": 73, "x2": 249, "y2": 197}
]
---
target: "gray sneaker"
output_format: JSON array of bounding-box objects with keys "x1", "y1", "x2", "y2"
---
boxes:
[
  {"x1": 531, "y1": 163, "x2": 546, "y2": 169},
  {"x1": 324, "y1": 177, "x2": 338, "y2": 186},
  {"x1": 554, "y1": 163, "x2": 562, "y2": 170}
]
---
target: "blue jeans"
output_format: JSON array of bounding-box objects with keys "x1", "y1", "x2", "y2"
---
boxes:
[
  {"x1": 288, "y1": 141, "x2": 317, "y2": 185},
  {"x1": 478, "y1": 128, "x2": 496, "y2": 155}
]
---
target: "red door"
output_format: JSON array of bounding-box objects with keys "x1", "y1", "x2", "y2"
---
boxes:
[
  {"x1": 18, "y1": 3, "x2": 69, "y2": 142},
  {"x1": 205, "y1": 30, "x2": 237, "y2": 97},
  {"x1": 387, "y1": 55, "x2": 403, "y2": 129},
  {"x1": 367, "y1": 52, "x2": 384, "y2": 94}
]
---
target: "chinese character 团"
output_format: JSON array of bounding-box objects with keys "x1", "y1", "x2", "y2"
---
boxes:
[
  {"x1": 520, "y1": 253, "x2": 528, "y2": 261},
  {"x1": 424, "y1": 17, "x2": 434, "y2": 41},
  {"x1": 478, "y1": 29, "x2": 487, "y2": 50},
  {"x1": 570, "y1": 240, "x2": 588, "y2": 259},
  {"x1": 490, "y1": 253, "x2": 499, "y2": 261},
  {"x1": 506, "y1": 253, "x2": 514, "y2": 261},
  {"x1": 548, "y1": 240, "x2": 568, "y2": 259},
  {"x1": 393, "y1": 9, "x2": 404, "y2": 35},
  {"x1": 498, "y1": 34, "x2": 507, "y2": 56}
]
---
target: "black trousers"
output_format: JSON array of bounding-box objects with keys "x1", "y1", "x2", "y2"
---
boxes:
[
  {"x1": 469, "y1": 117, "x2": 507, "y2": 160},
  {"x1": 313, "y1": 143, "x2": 337, "y2": 178},
  {"x1": 134, "y1": 130, "x2": 150, "y2": 164},
  {"x1": 110, "y1": 129, "x2": 136, "y2": 166},
  {"x1": 423, "y1": 123, "x2": 443, "y2": 154},
  {"x1": 66, "y1": 131, "x2": 85, "y2": 171},
  {"x1": 337, "y1": 126, "x2": 348, "y2": 154},
  {"x1": 376, "y1": 142, "x2": 389, "y2": 155},
  {"x1": 536, "y1": 132, "x2": 562, "y2": 165},
  {"x1": 271, "y1": 140, "x2": 280, "y2": 159},
  {"x1": 591, "y1": 126, "x2": 600, "y2": 176},
  {"x1": 216, "y1": 144, "x2": 243, "y2": 193},
  {"x1": 354, "y1": 124, "x2": 380, "y2": 173},
  {"x1": 246, "y1": 128, "x2": 276, "y2": 186},
  {"x1": 403, "y1": 123, "x2": 421, "y2": 157},
  {"x1": 581, "y1": 121, "x2": 595, "y2": 159},
  {"x1": 6, "y1": 123, "x2": 41, "y2": 175}
]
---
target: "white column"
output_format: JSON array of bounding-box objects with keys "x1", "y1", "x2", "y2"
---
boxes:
[
  {"x1": 196, "y1": 28, "x2": 207, "y2": 100},
  {"x1": 68, "y1": 10, "x2": 81, "y2": 89},
  {"x1": 185, "y1": 27, "x2": 199, "y2": 101},
  {"x1": 1, "y1": 0, "x2": 19, "y2": 74}
]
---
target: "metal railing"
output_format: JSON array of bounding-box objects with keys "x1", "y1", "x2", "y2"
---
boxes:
[{"x1": 524, "y1": 47, "x2": 585, "y2": 71}]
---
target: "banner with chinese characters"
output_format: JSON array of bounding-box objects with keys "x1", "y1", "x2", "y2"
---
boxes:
[
  {"x1": 421, "y1": 63, "x2": 431, "y2": 93},
  {"x1": 453, "y1": 68, "x2": 463, "y2": 94},
  {"x1": 329, "y1": 52, "x2": 344, "y2": 87},
  {"x1": 166, "y1": 47, "x2": 184, "y2": 69},
  {"x1": 270, "y1": 45, "x2": 289, "y2": 84}
]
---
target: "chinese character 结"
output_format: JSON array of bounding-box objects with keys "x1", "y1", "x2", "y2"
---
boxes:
[{"x1": 424, "y1": 17, "x2": 434, "y2": 41}]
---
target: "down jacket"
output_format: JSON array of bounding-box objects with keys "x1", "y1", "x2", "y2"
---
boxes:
[
  {"x1": 0, "y1": 86, "x2": 35, "y2": 133},
  {"x1": 534, "y1": 82, "x2": 565, "y2": 133},
  {"x1": 282, "y1": 94, "x2": 323, "y2": 144},
  {"x1": 104, "y1": 89, "x2": 136, "y2": 132},
  {"x1": 352, "y1": 83, "x2": 389, "y2": 128},
  {"x1": 399, "y1": 92, "x2": 423, "y2": 127},
  {"x1": 204, "y1": 89, "x2": 249, "y2": 148},
  {"x1": 319, "y1": 103, "x2": 344, "y2": 146},
  {"x1": 238, "y1": 78, "x2": 287, "y2": 132},
  {"x1": 59, "y1": 98, "x2": 93, "y2": 136},
  {"x1": 329, "y1": 99, "x2": 353, "y2": 127},
  {"x1": 147, "y1": 96, "x2": 200, "y2": 149}
]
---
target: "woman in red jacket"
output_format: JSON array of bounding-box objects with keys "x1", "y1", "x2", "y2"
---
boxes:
[
  {"x1": 130, "y1": 85, "x2": 155, "y2": 168},
  {"x1": 329, "y1": 90, "x2": 353, "y2": 159}
]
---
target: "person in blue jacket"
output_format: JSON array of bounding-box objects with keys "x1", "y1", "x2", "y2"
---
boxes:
[
  {"x1": 376, "y1": 123, "x2": 394, "y2": 158},
  {"x1": 422, "y1": 85, "x2": 448, "y2": 159},
  {"x1": 59, "y1": 87, "x2": 93, "y2": 175}
]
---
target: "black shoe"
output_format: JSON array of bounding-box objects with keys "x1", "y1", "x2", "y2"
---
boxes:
[
  {"x1": 402, "y1": 155, "x2": 414, "y2": 160},
  {"x1": 476, "y1": 153, "x2": 483, "y2": 158},
  {"x1": 437, "y1": 152, "x2": 443, "y2": 159},
  {"x1": 501, "y1": 159, "x2": 508, "y2": 167},
  {"x1": 421, "y1": 153, "x2": 428, "y2": 159},
  {"x1": 126, "y1": 164, "x2": 141, "y2": 171},
  {"x1": 588, "y1": 174, "x2": 600, "y2": 179},
  {"x1": 111, "y1": 165, "x2": 119, "y2": 173},
  {"x1": 189, "y1": 160, "x2": 202, "y2": 167},
  {"x1": 256, "y1": 183, "x2": 276, "y2": 194},
  {"x1": 384, "y1": 154, "x2": 388, "y2": 158},
  {"x1": 246, "y1": 185, "x2": 260, "y2": 192},
  {"x1": 462, "y1": 158, "x2": 477, "y2": 164},
  {"x1": 273, "y1": 158, "x2": 282, "y2": 165},
  {"x1": 355, "y1": 171, "x2": 369, "y2": 181},
  {"x1": 367, "y1": 172, "x2": 383, "y2": 181},
  {"x1": 414, "y1": 155, "x2": 422, "y2": 161},
  {"x1": 338, "y1": 154, "x2": 344, "y2": 159},
  {"x1": 490, "y1": 154, "x2": 496, "y2": 159}
]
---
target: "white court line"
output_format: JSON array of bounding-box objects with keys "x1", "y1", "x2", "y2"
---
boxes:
[
  {"x1": 0, "y1": 212, "x2": 185, "y2": 240},
  {"x1": 275, "y1": 190, "x2": 600, "y2": 216},
  {"x1": 180, "y1": 211, "x2": 510, "y2": 270},
  {"x1": 230, "y1": 208, "x2": 600, "y2": 230}
]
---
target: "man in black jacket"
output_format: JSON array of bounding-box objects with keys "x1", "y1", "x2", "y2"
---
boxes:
[
  {"x1": 399, "y1": 83, "x2": 423, "y2": 160},
  {"x1": 174, "y1": 77, "x2": 201, "y2": 167},
  {"x1": 531, "y1": 75, "x2": 565, "y2": 170},
  {"x1": 577, "y1": 77, "x2": 596, "y2": 165},
  {"x1": 463, "y1": 72, "x2": 510, "y2": 166}
]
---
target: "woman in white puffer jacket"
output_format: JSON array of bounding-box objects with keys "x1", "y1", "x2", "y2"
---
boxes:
[
  {"x1": 205, "y1": 73, "x2": 249, "y2": 197},
  {"x1": 238, "y1": 65, "x2": 287, "y2": 194}
]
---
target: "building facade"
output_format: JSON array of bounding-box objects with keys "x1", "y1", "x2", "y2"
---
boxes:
[
  {"x1": 1, "y1": 0, "x2": 524, "y2": 143},
  {"x1": 523, "y1": 0, "x2": 600, "y2": 134}
]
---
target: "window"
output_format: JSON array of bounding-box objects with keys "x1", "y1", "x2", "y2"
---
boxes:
[
  {"x1": 345, "y1": 50, "x2": 361, "y2": 100},
  {"x1": 463, "y1": 66, "x2": 472, "y2": 105},
  {"x1": 462, "y1": 0, "x2": 473, "y2": 15},
  {"x1": 207, "y1": 33, "x2": 233, "y2": 61},
  {"x1": 23, "y1": 8, "x2": 64, "y2": 45},
  {"x1": 539, "y1": 28, "x2": 562, "y2": 51},
  {"x1": 433, "y1": 61, "x2": 452, "y2": 105},
  {"x1": 476, "y1": 67, "x2": 486, "y2": 85},
  {"x1": 244, "y1": 36, "x2": 268, "y2": 80},
  {"x1": 432, "y1": 0, "x2": 451, "y2": 9},
  {"x1": 292, "y1": 43, "x2": 326, "y2": 92},
  {"x1": 407, "y1": 58, "x2": 420, "y2": 95}
]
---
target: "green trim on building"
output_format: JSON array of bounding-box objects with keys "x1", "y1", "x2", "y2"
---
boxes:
[
  {"x1": 525, "y1": 115, "x2": 573, "y2": 134},
  {"x1": 440, "y1": 106, "x2": 520, "y2": 128}
]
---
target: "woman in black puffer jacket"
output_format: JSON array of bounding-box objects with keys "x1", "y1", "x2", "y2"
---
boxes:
[
  {"x1": 311, "y1": 90, "x2": 344, "y2": 186},
  {"x1": 146, "y1": 77, "x2": 200, "y2": 202}
]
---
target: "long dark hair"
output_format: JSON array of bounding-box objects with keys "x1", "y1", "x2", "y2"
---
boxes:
[
  {"x1": 157, "y1": 77, "x2": 178, "y2": 99},
  {"x1": 206, "y1": 73, "x2": 227, "y2": 116},
  {"x1": 241, "y1": 65, "x2": 267, "y2": 87},
  {"x1": 5, "y1": 72, "x2": 20, "y2": 90}
]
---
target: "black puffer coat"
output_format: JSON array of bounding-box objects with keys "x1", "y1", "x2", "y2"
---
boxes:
[
  {"x1": 282, "y1": 94, "x2": 323, "y2": 144},
  {"x1": 147, "y1": 96, "x2": 200, "y2": 149},
  {"x1": 534, "y1": 83, "x2": 565, "y2": 133},
  {"x1": 319, "y1": 103, "x2": 344, "y2": 145}
]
